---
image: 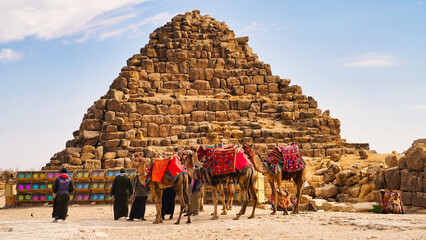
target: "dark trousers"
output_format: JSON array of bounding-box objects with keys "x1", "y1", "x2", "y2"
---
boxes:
[{"x1": 129, "y1": 196, "x2": 148, "y2": 220}]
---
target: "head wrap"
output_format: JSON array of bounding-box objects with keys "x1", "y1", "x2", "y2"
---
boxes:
[
  {"x1": 60, "y1": 168, "x2": 67, "y2": 173},
  {"x1": 120, "y1": 168, "x2": 126, "y2": 173}
]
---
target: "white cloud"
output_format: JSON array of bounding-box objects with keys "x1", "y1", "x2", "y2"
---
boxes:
[
  {"x1": 411, "y1": 105, "x2": 426, "y2": 111},
  {"x1": 0, "y1": 0, "x2": 159, "y2": 43},
  {"x1": 0, "y1": 48, "x2": 23, "y2": 62},
  {"x1": 342, "y1": 53, "x2": 398, "y2": 67},
  {"x1": 237, "y1": 21, "x2": 290, "y2": 35},
  {"x1": 97, "y1": 12, "x2": 175, "y2": 40}
]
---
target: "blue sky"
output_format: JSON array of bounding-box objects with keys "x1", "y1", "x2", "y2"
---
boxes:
[{"x1": 0, "y1": 0, "x2": 425, "y2": 170}]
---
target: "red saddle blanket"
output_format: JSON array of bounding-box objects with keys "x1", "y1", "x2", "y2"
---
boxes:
[
  {"x1": 211, "y1": 146, "x2": 252, "y2": 175},
  {"x1": 279, "y1": 144, "x2": 304, "y2": 172},
  {"x1": 152, "y1": 156, "x2": 186, "y2": 182}
]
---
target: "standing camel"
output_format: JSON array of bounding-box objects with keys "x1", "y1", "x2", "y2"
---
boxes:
[
  {"x1": 180, "y1": 147, "x2": 235, "y2": 214},
  {"x1": 184, "y1": 145, "x2": 257, "y2": 220},
  {"x1": 242, "y1": 144, "x2": 306, "y2": 214},
  {"x1": 136, "y1": 155, "x2": 190, "y2": 224}
]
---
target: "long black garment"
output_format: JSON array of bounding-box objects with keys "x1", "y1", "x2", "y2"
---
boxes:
[
  {"x1": 111, "y1": 174, "x2": 132, "y2": 220},
  {"x1": 129, "y1": 196, "x2": 148, "y2": 219},
  {"x1": 161, "y1": 186, "x2": 176, "y2": 219},
  {"x1": 52, "y1": 194, "x2": 70, "y2": 219}
]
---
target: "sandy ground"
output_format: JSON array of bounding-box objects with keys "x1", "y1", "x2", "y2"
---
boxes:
[{"x1": 0, "y1": 203, "x2": 425, "y2": 240}]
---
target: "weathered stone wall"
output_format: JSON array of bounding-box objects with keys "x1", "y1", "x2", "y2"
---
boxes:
[
  {"x1": 374, "y1": 139, "x2": 426, "y2": 207},
  {"x1": 44, "y1": 10, "x2": 366, "y2": 171}
]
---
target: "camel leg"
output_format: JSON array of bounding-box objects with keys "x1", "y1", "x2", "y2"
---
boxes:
[
  {"x1": 234, "y1": 186, "x2": 248, "y2": 220},
  {"x1": 248, "y1": 174, "x2": 257, "y2": 219},
  {"x1": 219, "y1": 184, "x2": 227, "y2": 215},
  {"x1": 174, "y1": 177, "x2": 187, "y2": 224},
  {"x1": 227, "y1": 180, "x2": 235, "y2": 210},
  {"x1": 277, "y1": 177, "x2": 288, "y2": 215},
  {"x1": 184, "y1": 175, "x2": 191, "y2": 224},
  {"x1": 292, "y1": 177, "x2": 303, "y2": 214},
  {"x1": 211, "y1": 186, "x2": 219, "y2": 220},
  {"x1": 269, "y1": 179, "x2": 277, "y2": 215},
  {"x1": 199, "y1": 185, "x2": 205, "y2": 212},
  {"x1": 153, "y1": 187, "x2": 163, "y2": 224}
]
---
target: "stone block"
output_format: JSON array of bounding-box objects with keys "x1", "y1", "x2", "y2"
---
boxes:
[
  {"x1": 191, "y1": 111, "x2": 206, "y2": 122},
  {"x1": 400, "y1": 169, "x2": 423, "y2": 192},
  {"x1": 412, "y1": 192, "x2": 426, "y2": 208},
  {"x1": 208, "y1": 100, "x2": 229, "y2": 111},
  {"x1": 147, "y1": 123, "x2": 158, "y2": 137},
  {"x1": 192, "y1": 80, "x2": 210, "y2": 90},
  {"x1": 137, "y1": 103, "x2": 156, "y2": 115},
  {"x1": 179, "y1": 99, "x2": 197, "y2": 114},
  {"x1": 83, "y1": 159, "x2": 101, "y2": 170},
  {"x1": 401, "y1": 191, "x2": 412, "y2": 205},
  {"x1": 384, "y1": 167, "x2": 400, "y2": 189},
  {"x1": 104, "y1": 152, "x2": 117, "y2": 159}
]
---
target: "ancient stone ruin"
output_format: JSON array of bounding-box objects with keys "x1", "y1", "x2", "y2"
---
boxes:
[{"x1": 44, "y1": 10, "x2": 368, "y2": 171}]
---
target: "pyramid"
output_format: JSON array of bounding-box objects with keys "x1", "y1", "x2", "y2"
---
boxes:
[{"x1": 44, "y1": 10, "x2": 368, "y2": 170}]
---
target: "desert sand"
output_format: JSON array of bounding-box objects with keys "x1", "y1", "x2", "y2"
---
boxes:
[{"x1": 1, "y1": 203, "x2": 425, "y2": 240}]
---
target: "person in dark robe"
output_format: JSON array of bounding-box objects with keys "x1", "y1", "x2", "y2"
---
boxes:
[
  {"x1": 111, "y1": 168, "x2": 133, "y2": 220},
  {"x1": 52, "y1": 168, "x2": 74, "y2": 222},
  {"x1": 127, "y1": 170, "x2": 149, "y2": 221},
  {"x1": 161, "y1": 186, "x2": 176, "y2": 220}
]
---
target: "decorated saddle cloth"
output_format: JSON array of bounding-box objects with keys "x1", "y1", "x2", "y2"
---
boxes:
[
  {"x1": 152, "y1": 156, "x2": 186, "y2": 182},
  {"x1": 211, "y1": 146, "x2": 252, "y2": 175},
  {"x1": 197, "y1": 146, "x2": 215, "y2": 162},
  {"x1": 280, "y1": 144, "x2": 305, "y2": 172},
  {"x1": 264, "y1": 144, "x2": 304, "y2": 174}
]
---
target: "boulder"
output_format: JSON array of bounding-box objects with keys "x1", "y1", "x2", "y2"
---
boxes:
[
  {"x1": 301, "y1": 185, "x2": 316, "y2": 197},
  {"x1": 334, "y1": 170, "x2": 357, "y2": 186},
  {"x1": 405, "y1": 144, "x2": 426, "y2": 171},
  {"x1": 323, "y1": 164, "x2": 341, "y2": 184},
  {"x1": 358, "y1": 184, "x2": 372, "y2": 199},
  {"x1": 358, "y1": 150, "x2": 368, "y2": 159},
  {"x1": 316, "y1": 184, "x2": 338, "y2": 199},
  {"x1": 352, "y1": 202, "x2": 376, "y2": 212},
  {"x1": 330, "y1": 154, "x2": 341, "y2": 161},
  {"x1": 385, "y1": 154, "x2": 398, "y2": 168},
  {"x1": 314, "y1": 168, "x2": 328, "y2": 175},
  {"x1": 309, "y1": 199, "x2": 332, "y2": 211},
  {"x1": 348, "y1": 185, "x2": 360, "y2": 198}
]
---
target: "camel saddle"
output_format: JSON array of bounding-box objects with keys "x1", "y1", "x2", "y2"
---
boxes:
[
  {"x1": 151, "y1": 156, "x2": 186, "y2": 182},
  {"x1": 265, "y1": 144, "x2": 305, "y2": 175},
  {"x1": 210, "y1": 145, "x2": 252, "y2": 176}
]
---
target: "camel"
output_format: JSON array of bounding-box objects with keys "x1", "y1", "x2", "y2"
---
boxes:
[
  {"x1": 182, "y1": 145, "x2": 257, "y2": 220},
  {"x1": 379, "y1": 189, "x2": 404, "y2": 214},
  {"x1": 179, "y1": 148, "x2": 235, "y2": 214},
  {"x1": 135, "y1": 154, "x2": 190, "y2": 224},
  {"x1": 242, "y1": 144, "x2": 306, "y2": 214}
]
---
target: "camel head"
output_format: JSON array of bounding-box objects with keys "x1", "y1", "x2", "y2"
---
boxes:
[
  {"x1": 132, "y1": 152, "x2": 147, "y2": 180},
  {"x1": 179, "y1": 149, "x2": 194, "y2": 168}
]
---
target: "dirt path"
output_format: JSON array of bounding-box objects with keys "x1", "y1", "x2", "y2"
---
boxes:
[{"x1": 0, "y1": 204, "x2": 425, "y2": 240}]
